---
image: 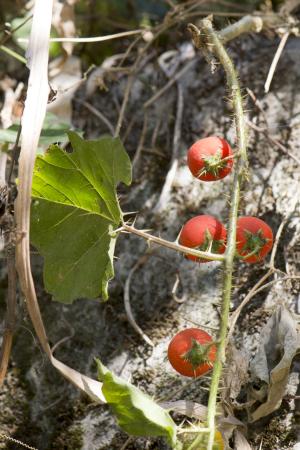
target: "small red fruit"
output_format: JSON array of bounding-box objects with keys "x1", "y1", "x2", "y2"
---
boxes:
[
  {"x1": 236, "y1": 216, "x2": 273, "y2": 263},
  {"x1": 167, "y1": 328, "x2": 216, "y2": 378},
  {"x1": 179, "y1": 215, "x2": 226, "y2": 262},
  {"x1": 187, "y1": 136, "x2": 233, "y2": 181}
]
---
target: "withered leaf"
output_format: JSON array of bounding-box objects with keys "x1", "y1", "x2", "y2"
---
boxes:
[
  {"x1": 223, "y1": 344, "x2": 249, "y2": 401},
  {"x1": 249, "y1": 305, "x2": 299, "y2": 421}
]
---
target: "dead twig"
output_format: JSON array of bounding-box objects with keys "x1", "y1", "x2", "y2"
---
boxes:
[
  {"x1": 144, "y1": 58, "x2": 196, "y2": 109},
  {"x1": 0, "y1": 152, "x2": 17, "y2": 387},
  {"x1": 132, "y1": 110, "x2": 148, "y2": 171},
  {"x1": 51, "y1": 316, "x2": 76, "y2": 354},
  {"x1": 0, "y1": 433, "x2": 38, "y2": 450},
  {"x1": 19, "y1": 29, "x2": 143, "y2": 45},
  {"x1": 154, "y1": 68, "x2": 184, "y2": 213},
  {"x1": 246, "y1": 88, "x2": 300, "y2": 165},
  {"x1": 247, "y1": 119, "x2": 300, "y2": 165},
  {"x1": 172, "y1": 272, "x2": 186, "y2": 303},
  {"x1": 124, "y1": 253, "x2": 154, "y2": 347},
  {"x1": 120, "y1": 436, "x2": 133, "y2": 450},
  {"x1": 75, "y1": 99, "x2": 115, "y2": 135},
  {"x1": 227, "y1": 210, "x2": 296, "y2": 341},
  {"x1": 152, "y1": 45, "x2": 195, "y2": 212},
  {"x1": 264, "y1": 32, "x2": 290, "y2": 93}
]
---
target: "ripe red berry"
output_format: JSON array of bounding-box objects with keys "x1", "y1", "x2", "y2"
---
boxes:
[
  {"x1": 236, "y1": 216, "x2": 273, "y2": 263},
  {"x1": 179, "y1": 215, "x2": 226, "y2": 262},
  {"x1": 187, "y1": 136, "x2": 233, "y2": 181},
  {"x1": 167, "y1": 328, "x2": 216, "y2": 377}
]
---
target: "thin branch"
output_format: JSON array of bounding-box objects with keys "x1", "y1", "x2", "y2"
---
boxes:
[
  {"x1": 132, "y1": 110, "x2": 148, "y2": 170},
  {"x1": 18, "y1": 29, "x2": 143, "y2": 44},
  {"x1": 227, "y1": 211, "x2": 294, "y2": 341},
  {"x1": 187, "y1": 18, "x2": 248, "y2": 450},
  {"x1": 75, "y1": 99, "x2": 115, "y2": 135},
  {"x1": 246, "y1": 119, "x2": 300, "y2": 165},
  {"x1": 0, "y1": 14, "x2": 33, "y2": 46},
  {"x1": 246, "y1": 88, "x2": 300, "y2": 165},
  {"x1": 114, "y1": 20, "x2": 175, "y2": 136},
  {"x1": 144, "y1": 58, "x2": 196, "y2": 109},
  {"x1": 124, "y1": 255, "x2": 154, "y2": 347},
  {"x1": 8, "y1": 123, "x2": 22, "y2": 186},
  {"x1": 264, "y1": 32, "x2": 290, "y2": 93},
  {"x1": 120, "y1": 436, "x2": 133, "y2": 450},
  {"x1": 0, "y1": 152, "x2": 17, "y2": 387},
  {"x1": 51, "y1": 317, "x2": 75, "y2": 354},
  {"x1": 0, "y1": 222, "x2": 17, "y2": 387},
  {"x1": 114, "y1": 74, "x2": 134, "y2": 137},
  {"x1": 0, "y1": 433, "x2": 38, "y2": 450},
  {"x1": 122, "y1": 223, "x2": 225, "y2": 262},
  {"x1": 154, "y1": 75, "x2": 184, "y2": 213}
]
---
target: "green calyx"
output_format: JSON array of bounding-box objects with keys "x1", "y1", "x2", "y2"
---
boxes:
[
  {"x1": 198, "y1": 149, "x2": 230, "y2": 177},
  {"x1": 241, "y1": 229, "x2": 268, "y2": 256},
  {"x1": 196, "y1": 229, "x2": 224, "y2": 254},
  {"x1": 182, "y1": 339, "x2": 213, "y2": 369}
]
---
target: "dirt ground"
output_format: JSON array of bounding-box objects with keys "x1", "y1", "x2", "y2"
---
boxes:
[{"x1": 0, "y1": 16, "x2": 300, "y2": 450}]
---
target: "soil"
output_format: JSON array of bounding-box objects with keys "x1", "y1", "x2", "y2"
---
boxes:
[{"x1": 0, "y1": 21, "x2": 300, "y2": 450}]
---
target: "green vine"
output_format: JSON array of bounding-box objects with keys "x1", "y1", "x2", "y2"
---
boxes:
[{"x1": 187, "y1": 18, "x2": 248, "y2": 450}]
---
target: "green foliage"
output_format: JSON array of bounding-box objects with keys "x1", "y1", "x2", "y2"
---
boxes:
[
  {"x1": 11, "y1": 16, "x2": 61, "y2": 57},
  {"x1": 30, "y1": 131, "x2": 131, "y2": 303},
  {"x1": 96, "y1": 359, "x2": 178, "y2": 448},
  {"x1": 0, "y1": 113, "x2": 75, "y2": 153}
]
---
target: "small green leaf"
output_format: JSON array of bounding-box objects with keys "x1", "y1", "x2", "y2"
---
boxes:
[
  {"x1": 30, "y1": 132, "x2": 131, "y2": 303},
  {"x1": 0, "y1": 113, "x2": 76, "y2": 152},
  {"x1": 96, "y1": 359, "x2": 178, "y2": 448}
]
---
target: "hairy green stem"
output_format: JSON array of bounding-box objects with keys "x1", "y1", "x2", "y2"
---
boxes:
[
  {"x1": 0, "y1": 45, "x2": 26, "y2": 64},
  {"x1": 187, "y1": 18, "x2": 248, "y2": 450}
]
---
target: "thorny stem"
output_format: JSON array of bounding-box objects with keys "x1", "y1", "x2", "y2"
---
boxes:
[
  {"x1": 122, "y1": 223, "x2": 225, "y2": 262},
  {"x1": 187, "y1": 18, "x2": 248, "y2": 450}
]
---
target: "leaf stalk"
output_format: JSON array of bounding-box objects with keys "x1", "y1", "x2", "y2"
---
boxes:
[{"x1": 122, "y1": 223, "x2": 225, "y2": 262}]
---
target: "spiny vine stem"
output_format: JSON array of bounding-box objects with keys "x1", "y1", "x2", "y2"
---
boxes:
[
  {"x1": 187, "y1": 18, "x2": 248, "y2": 450},
  {"x1": 121, "y1": 223, "x2": 225, "y2": 262}
]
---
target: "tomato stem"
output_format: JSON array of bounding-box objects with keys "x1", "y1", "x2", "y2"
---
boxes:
[{"x1": 187, "y1": 17, "x2": 248, "y2": 450}]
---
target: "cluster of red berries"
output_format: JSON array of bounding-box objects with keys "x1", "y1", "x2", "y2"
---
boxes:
[
  {"x1": 180, "y1": 136, "x2": 274, "y2": 264},
  {"x1": 168, "y1": 137, "x2": 274, "y2": 380}
]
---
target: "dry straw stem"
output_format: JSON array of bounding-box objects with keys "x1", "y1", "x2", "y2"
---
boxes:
[
  {"x1": 14, "y1": 0, "x2": 105, "y2": 404},
  {"x1": 187, "y1": 17, "x2": 248, "y2": 450}
]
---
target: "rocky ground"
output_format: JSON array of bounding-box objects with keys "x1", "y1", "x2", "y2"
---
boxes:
[{"x1": 0, "y1": 22, "x2": 300, "y2": 450}]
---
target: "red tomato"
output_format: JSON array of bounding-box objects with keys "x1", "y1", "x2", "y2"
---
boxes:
[
  {"x1": 236, "y1": 216, "x2": 273, "y2": 263},
  {"x1": 168, "y1": 328, "x2": 216, "y2": 377},
  {"x1": 179, "y1": 215, "x2": 226, "y2": 262},
  {"x1": 187, "y1": 136, "x2": 233, "y2": 182}
]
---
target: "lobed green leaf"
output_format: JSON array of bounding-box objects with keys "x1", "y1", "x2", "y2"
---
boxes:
[
  {"x1": 30, "y1": 131, "x2": 131, "y2": 303},
  {"x1": 96, "y1": 359, "x2": 178, "y2": 448}
]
